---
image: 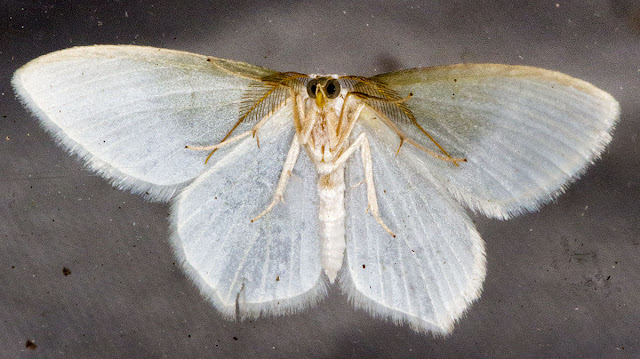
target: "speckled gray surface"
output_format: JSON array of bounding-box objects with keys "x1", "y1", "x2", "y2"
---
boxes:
[{"x1": 1, "y1": 1, "x2": 639, "y2": 358}]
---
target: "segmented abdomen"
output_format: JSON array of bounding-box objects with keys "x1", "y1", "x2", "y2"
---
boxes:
[{"x1": 317, "y1": 165, "x2": 347, "y2": 283}]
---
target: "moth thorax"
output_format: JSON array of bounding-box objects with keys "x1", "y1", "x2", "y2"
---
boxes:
[{"x1": 311, "y1": 108, "x2": 341, "y2": 151}]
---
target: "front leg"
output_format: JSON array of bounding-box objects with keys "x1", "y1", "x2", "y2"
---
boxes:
[
  {"x1": 251, "y1": 133, "x2": 301, "y2": 222},
  {"x1": 332, "y1": 133, "x2": 395, "y2": 237}
]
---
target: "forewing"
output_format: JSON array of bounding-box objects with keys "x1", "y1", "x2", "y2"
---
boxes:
[
  {"x1": 374, "y1": 64, "x2": 619, "y2": 218},
  {"x1": 12, "y1": 45, "x2": 277, "y2": 201},
  {"x1": 342, "y1": 114, "x2": 486, "y2": 335},
  {"x1": 172, "y1": 105, "x2": 325, "y2": 318}
]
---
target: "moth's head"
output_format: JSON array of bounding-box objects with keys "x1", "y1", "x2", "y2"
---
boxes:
[{"x1": 306, "y1": 75, "x2": 341, "y2": 108}]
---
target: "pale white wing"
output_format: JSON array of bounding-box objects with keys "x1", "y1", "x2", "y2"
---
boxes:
[
  {"x1": 341, "y1": 113, "x2": 486, "y2": 335},
  {"x1": 374, "y1": 64, "x2": 619, "y2": 219},
  {"x1": 12, "y1": 45, "x2": 276, "y2": 201},
  {"x1": 172, "y1": 105, "x2": 325, "y2": 318}
]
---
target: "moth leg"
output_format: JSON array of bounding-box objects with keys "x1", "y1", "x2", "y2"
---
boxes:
[
  {"x1": 335, "y1": 97, "x2": 367, "y2": 148},
  {"x1": 186, "y1": 99, "x2": 286, "y2": 164},
  {"x1": 332, "y1": 133, "x2": 395, "y2": 237},
  {"x1": 365, "y1": 106, "x2": 466, "y2": 164},
  {"x1": 350, "y1": 178, "x2": 365, "y2": 189},
  {"x1": 186, "y1": 130, "x2": 252, "y2": 152},
  {"x1": 339, "y1": 85, "x2": 464, "y2": 165},
  {"x1": 186, "y1": 125, "x2": 266, "y2": 164},
  {"x1": 251, "y1": 134, "x2": 301, "y2": 222}
]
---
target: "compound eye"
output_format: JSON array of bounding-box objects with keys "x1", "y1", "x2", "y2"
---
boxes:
[
  {"x1": 306, "y1": 79, "x2": 319, "y2": 98},
  {"x1": 325, "y1": 79, "x2": 341, "y2": 99}
]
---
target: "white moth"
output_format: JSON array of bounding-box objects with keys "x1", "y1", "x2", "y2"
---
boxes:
[{"x1": 12, "y1": 45, "x2": 619, "y2": 335}]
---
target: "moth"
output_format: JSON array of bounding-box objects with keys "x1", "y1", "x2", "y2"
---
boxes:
[{"x1": 12, "y1": 45, "x2": 619, "y2": 334}]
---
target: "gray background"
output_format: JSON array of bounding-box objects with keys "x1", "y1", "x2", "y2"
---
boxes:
[{"x1": 1, "y1": 1, "x2": 639, "y2": 358}]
